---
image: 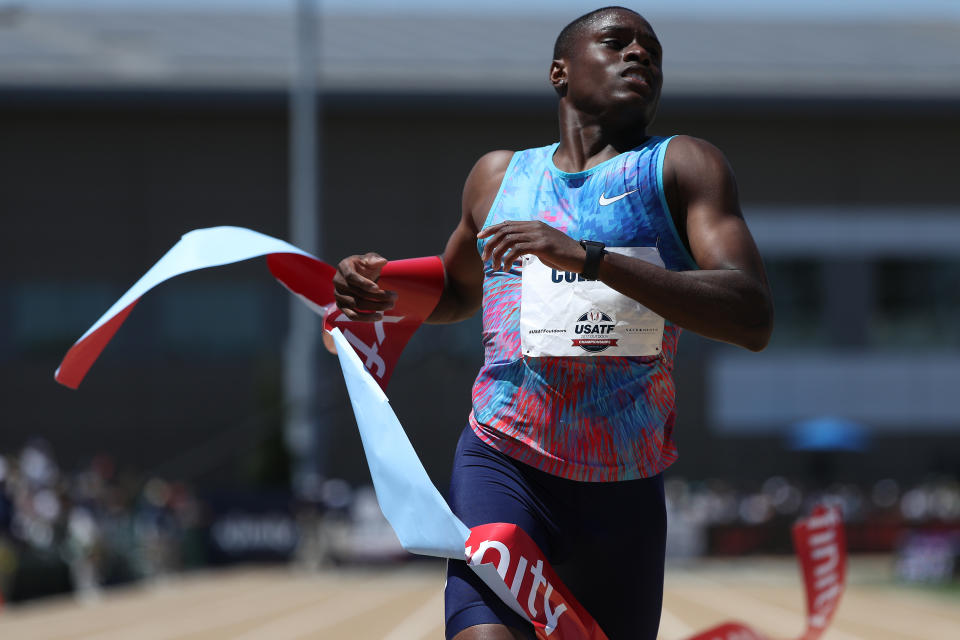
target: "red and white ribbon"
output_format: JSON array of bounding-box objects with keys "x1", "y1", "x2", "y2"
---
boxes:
[
  {"x1": 681, "y1": 504, "x2": 845, "y2": 640},
  {"x1": 463, "y1": 505, "x2": 845, "y2": 640},
  {"x1": 55, "y1": 226, "x2": 443, "y2": 390},
  {"x1": 58, "y1": 227, "x2": 846, "y2": 640}
]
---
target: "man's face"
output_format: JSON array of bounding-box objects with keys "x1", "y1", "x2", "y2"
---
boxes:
[{"x1": 558, "y1": 10, "x2": 663, "y2": 123}]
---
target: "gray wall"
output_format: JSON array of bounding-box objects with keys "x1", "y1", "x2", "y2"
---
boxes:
[{"x1": 3, "y1": 92, "x2": 959, "y2": 489}]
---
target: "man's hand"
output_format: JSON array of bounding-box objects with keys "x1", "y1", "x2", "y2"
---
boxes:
[
  {"x1": 477, "y1": 221, "x2": 586, "y2": 273},
  {"x1": 333, "y1": 252, "x2": 398, "y2": 322}
]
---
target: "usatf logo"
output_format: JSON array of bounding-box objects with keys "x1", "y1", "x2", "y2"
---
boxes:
[{"x1": 572, "y1": 309, "x2": 618, "y2": 353}]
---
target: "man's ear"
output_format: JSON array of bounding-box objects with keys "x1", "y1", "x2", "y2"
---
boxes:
[{"x1": 549, "y1": 59, "x2": 568, "y2": 96}]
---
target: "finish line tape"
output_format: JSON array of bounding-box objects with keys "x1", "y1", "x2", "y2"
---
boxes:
[{"x1": 57, "y1": 226, "x2": 846, "y2": 639}]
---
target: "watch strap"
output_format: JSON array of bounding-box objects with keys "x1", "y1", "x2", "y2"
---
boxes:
[{"x1": 579, "y1": 239, "x2": 606, "y2": 280}]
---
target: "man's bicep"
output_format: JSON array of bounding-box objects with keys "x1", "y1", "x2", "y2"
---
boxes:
[
  {"x1": 445, "y1": 150, "x2": 512, "y2": 301},
  {"x1": 687, "y1": 208, "x2": 766, "y2": 276},
  {"x1": 674, "y1": 138, "x2": 765, "y2": 277},
  {"x1": 440, "y1": 217, "x2": 484, "y2": 309},
  {"x1": 428, "y1": 150, "x2": 512, "y2": 323}
]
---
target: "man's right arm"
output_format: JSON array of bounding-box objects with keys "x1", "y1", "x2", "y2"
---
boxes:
[
  {"x1": 333, "y1": 150, "x2": 512, "y2": 324},
  {"x1": 425, "y1": 150, "x2": 511, "y2": 323}
]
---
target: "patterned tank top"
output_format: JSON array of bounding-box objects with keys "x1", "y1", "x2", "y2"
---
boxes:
[{"x1": 468, "y1": 136, "x2": 698, "y2": 482}]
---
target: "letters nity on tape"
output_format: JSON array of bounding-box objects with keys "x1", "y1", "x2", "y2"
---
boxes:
[
  {"x1": 57, "y1": 227, "x2": 847, "y2": 640},
  {"x1": 466, "y1": 523, "x2": 605, "y2": 639},
  {"x1": 682, "y1": 504, "x2": 845, "y2": 640},
  {"x1": 466, "y1": 506, "x2": 845, "y2": 640}
]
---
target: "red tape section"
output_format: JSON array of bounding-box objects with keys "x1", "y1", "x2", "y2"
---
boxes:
[
  {"x1": 468, "y1": 505, "x2": 845, "y2": 640},
  {"x1": 467, "y1": 523, "x2": 609, "y2": 640},
  {"x1": 268, "y1": 253, "x2": 444, "y2": 389},
  {"x1": 55, "y1": 300, "x2": 140, "y2": 390},
  {"x1": 55, "y1": 246, "x2": 846, "y2": 640},
  {"x1": 56, "y1": 252, "x2": 444, "y2": 392},
  {"x1": 795, "y1": 505, "x2": 846, "y2": 640},
  {"x1": 685, "y1": 505, "x2": 845, "y2": 640}
]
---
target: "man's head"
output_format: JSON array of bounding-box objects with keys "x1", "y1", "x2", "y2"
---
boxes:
[{"x1": 550, "y1": 7, "x2": 663, "y2": 126}]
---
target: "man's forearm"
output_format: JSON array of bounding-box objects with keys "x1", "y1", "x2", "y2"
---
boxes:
[
  {"x1": 425, "y1": 273, "x2": 482, "y2": 324},
  {"x1": 597, "y1": 252, "x2": 773, "y2": 351}
]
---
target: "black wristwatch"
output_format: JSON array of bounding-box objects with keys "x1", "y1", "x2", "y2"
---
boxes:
[{"x1": 579, "y1": 239, "x2": 606, "y2": 280}]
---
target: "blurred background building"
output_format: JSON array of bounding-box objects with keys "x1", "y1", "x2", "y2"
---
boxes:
[{"x1": 1, "y1": 0, "x2": 958, "y2": 601}]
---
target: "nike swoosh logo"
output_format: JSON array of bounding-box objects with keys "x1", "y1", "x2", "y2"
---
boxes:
[{"x1": 598, "y1": 189, "x2": 638, "y2": 206}]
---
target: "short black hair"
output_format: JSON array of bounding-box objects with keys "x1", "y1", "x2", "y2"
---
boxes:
[{"x1": 553, "y1": 6, "x2": 641, "y2": 60}]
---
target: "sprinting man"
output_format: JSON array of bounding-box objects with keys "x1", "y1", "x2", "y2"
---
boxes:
[{"x1": 333, "y1": 6, "x2": 772, "y2": 640}]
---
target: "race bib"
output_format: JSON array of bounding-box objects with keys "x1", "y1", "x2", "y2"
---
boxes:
[{"x1": 520, "y1": 247, "x2": 665, "y2": 358}]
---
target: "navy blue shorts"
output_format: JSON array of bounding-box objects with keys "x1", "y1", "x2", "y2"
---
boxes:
[{"x1": 444, "y1": 427, "x2": 666, "y2": 640}]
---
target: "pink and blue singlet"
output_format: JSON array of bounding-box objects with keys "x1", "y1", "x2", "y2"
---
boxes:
[{"x1": 469, "y1": 136, "x2": 697, "y2": 482}]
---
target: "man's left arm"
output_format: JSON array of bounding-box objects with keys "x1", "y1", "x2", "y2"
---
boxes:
[{"x1": 599, "y1": 135, "x2": 773, "y2": 351}]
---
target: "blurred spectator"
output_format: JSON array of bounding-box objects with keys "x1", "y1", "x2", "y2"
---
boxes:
[
  {"x1": 0, "y1": 442, "x2": 204, "y2": 603},
  {"x1": 663, "y1": 473, "x2": 960, "y2": 563},
  {"x1": 0, "y1": 439, "x2": 957, "y2": 603}
]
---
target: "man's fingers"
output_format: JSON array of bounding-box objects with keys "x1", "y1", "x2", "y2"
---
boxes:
[
  {"x1": 476, "y1": 222, "x2": 502, "y2": 240},
  {"x1": 333, "y1": 253, "x2": 396, "y2": 321},
  {"x1": 336, "y1": 292, "x2": 395, "y2": 312},
  {"x1": 490, "y1": 238, "x2": 529, "y2": 272},
  {"x1": 478, "y1": 220, "x2": 538, "y2": 238},
  {"x1": 481, "y1": 227, "x2": 513, "y2": 261},
  {"x1": 359, "y1": 252, "x2": 387, "y2": 263},
  {"x1": 338, "y1": 307, "x2": 383, "y2": 322},
  {"x1": 357, "y1": 252, "x2": 388, "y2": 275},
  {"x1": 478, "y1": 222, "x2": 515, "y2": 248},
  {"x1": 489, "y1": 240, "x2": 511, "y2": 271},
  {"x1": 480, "y1": 221, "x2": 544, "y2": 261},
  {"x1": 343, "y1": 268, "x2": 396, "y2": 301},
  {"x1": 337, "y1": 254, "x2": 391, "y2": 293},
  {"x1": 334, "y1": 290, "x2": 384, "y2": 322}
]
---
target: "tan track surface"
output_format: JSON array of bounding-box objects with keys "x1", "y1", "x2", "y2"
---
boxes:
[{"x1": 0, "y1": 558, "x2": 956, "y2": 639}]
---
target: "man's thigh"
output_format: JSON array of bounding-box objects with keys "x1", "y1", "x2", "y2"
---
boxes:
[
  {"x1": 445, "y1": 427, "x2": 551, "y2": 640},
  {"x1": 444, "y1": 427, "x2": 667, "y2": 640},
  {"x1": 554, "y1": 474, "x2": 667, "y2": 640},
  {"x1": 452, "y1": 623, "x2": 530, "y2": 640}
]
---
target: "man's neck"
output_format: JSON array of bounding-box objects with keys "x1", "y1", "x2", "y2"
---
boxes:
[{"x1": 552, "y1": 106, "x2": 649, "y2": 173}]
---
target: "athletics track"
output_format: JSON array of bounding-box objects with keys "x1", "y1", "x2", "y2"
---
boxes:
[{"x1": 0, "y1": 557, "x2": 956, "y2": 640}]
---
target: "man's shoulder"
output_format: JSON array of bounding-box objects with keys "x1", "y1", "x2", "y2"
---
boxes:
[
  {"x1": 463, "y1": 144, "x2": 555, "y2": 214},
  {"x1": 469, "y1": 142, "x2": 560, "y2": 182},
  {"x1": 472, "y1": 149, "x2": 515, "y2": 178},
  {"x1": 661, "y1": 135, "x2": 736, "y2": 198},
  {"x1": 464, "y1": 150, "x2": 514, "y2": 194},
  {"x1": 663, "y1": 134, "x2": 725, "y2": 159},
  {"x1": 663, "y1": 135, "x2": 730, "y2": 174},
  {"x1": 462, "y1": 150, "x2": 516, "y2": 228}
]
